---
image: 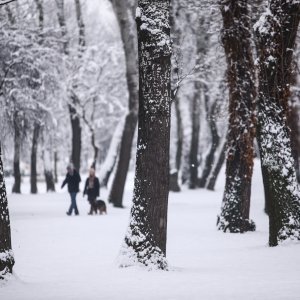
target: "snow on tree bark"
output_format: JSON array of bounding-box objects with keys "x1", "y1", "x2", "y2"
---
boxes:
[
  {"x1": 118, "y1": 0, "x2": 171, "y2": 270},
  {"x1": 0, "y1": 145, "x2": 14, "y2": 279},
  {"x1": 217, "y1": 0, "x2": 256, "y2": 233},
  {"x1": 254, "y1": 0, "x2": 300, "y2": 246}
]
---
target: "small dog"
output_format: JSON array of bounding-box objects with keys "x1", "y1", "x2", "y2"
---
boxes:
[{"x1": 94, "y1": 199, "x2": 107, "y2": 215}]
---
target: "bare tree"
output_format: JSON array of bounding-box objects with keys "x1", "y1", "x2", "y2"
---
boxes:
[
  {"x1": 119, "y1": 0, "x2": 171, "y2": 270},
  {"x1": 108, "y1": 0, "x2": 139, "y2": 208},
  {"x1": 217, "y1": 0, "x2": 256, "y2": 233},
  {"x1": 0, "y1": 144, "x2": 14, "y2": 279},
  {"x1": 255, "y1": 0, "x2": 300, "y2": 246}
]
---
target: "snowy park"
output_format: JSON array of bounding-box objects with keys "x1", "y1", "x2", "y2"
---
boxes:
[
  {"x1": 2, "y1": 163, "x2": 300, "y2": 300},
  {"x1": 1, "y1": 0, "x2": 300, "y2": 299}
]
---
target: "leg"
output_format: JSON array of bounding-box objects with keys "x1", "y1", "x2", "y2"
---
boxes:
[
  {"x1": 73, "y1": 193, "x2": 79, "y2": 215},
  {"x1": 70, "y1": 192, "x2": 79, "y2": 215},
  {"x1": 67, "y1": 193, "x2": 73, "y2": 215},
  {"x1": 92, "y1": 200, "x2": 97, "y2": 214},
  {"x1": 88, "y1": 202, "x2": 93, "y2": 215}
]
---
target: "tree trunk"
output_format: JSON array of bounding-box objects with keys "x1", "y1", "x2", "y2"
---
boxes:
[
  {"x1": 45, "y1": 171, "x2": 55, "y2": 192},
  {"x1": 206, "y1": 139, "x2": 226, "y2": 191},
  {"x1": 0, "y1": 144, "x2": 14, "y2": 279},
  {"x1": 12, "y1": 122, "x2": 21, "y2": 194},
  {"x1": 189, "y1": 84, "x2": 201, "y2": 189},
  {"x1": 109, "y1": 0, "x2": 139, "y2": 208},
  {"x1": 99, "y1": 117, "x2": 125, "y2": 187},
  {"x1": 169, "y1": 97, "x2": 182, "y2": 192},
  {"x1": 288, "y1": 74, "x2": 300, "y2": 183},
  {"x1": 217, "y1": 0, "x2": 256, "y2": 233},
  {"x1": 119, "y1": 0, "x2": 171, "y2": 270},
  {"x1": 198, "y1": 88, "x2": 220, "y2": 188},
  {"x1": 74, "y1": 0, "x2": 86, "y2": 53},
  {"x1": 56, "y1": 0, "x2": 82, "y2": 172},
  {"x1": 30, "y1": 123, "x2": 40, "y2": 194},
  {"x1": 69, "y1": 100, "x2": 81, "y2": 172},
  {"x1": 54, "y1": 151, "x2": 58, "y2": 183},
  {"x1": 169, "y1": 0, "x2": 183, "y2": 193},
  {"x1": 43, "y1": 144, "x2": 56, "y2": 192},
  {"x1": 108, "y1": 112, "x2": 137, "y2": 207},
  {"x1": 255, "y1": 0, "x2": 300, "y2": 246}
]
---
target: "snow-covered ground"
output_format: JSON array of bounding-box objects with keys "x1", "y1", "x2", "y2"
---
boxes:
[{"x1": 2, "y1": 161, "x2": 300, "y2": 299}]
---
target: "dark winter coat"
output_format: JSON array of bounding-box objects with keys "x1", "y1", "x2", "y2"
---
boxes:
[
  {"x1": 83, "y1": 177, "x2": 100, "y2": 202},
  {"x1": 61, "y1": 170, "x2": 81, "y2": 193}
]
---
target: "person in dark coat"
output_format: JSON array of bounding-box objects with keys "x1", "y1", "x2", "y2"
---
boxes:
[
  {"x1": 83, "y1": 168, "x2": 100, "y2": 215},
  {"x1": 61, "y1": 163, "x2": 81, "y2": 216}
]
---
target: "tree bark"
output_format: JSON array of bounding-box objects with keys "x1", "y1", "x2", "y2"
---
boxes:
[
  {"x1": 109, "y1": 0, "x2": 139, "y2": 208},
  {"x1": 12, "y1": 119, "x2": 21, "y2": 194},
  {"x1": 198, "y1": 86, "x2": 220, "y2": 188},
  {"x1": 288, "y1": 73, "x2": 300, "y2": 183},
  {"x1": 30, "y1": 123, "x2": 40, "y2": 194},
  {"x1": 255, "y1": 0, "x2": 300, "y2": 246},
  {"x1": 189, "y1": 83, "x2": 201, "y2": 189},
  {"x1": 119, "y1": 0, "x2": 171, "y2": 270},
  {"x1": 206, "y1": 139, "x2": 227, "y2": 191},
  {"x1": 0, "y1": 144, "x2": 14, "y2": 279},
  {"x1": 217, "y1": 0, "x2": 256, "y2": 233}
]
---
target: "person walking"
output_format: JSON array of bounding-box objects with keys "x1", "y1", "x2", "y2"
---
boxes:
[
  {"x1": 83, "y1": 168, "x2": 100, "y2": 215},
  {"x1": 61, "y1": 163, "x2": 81, "y2": 216}
]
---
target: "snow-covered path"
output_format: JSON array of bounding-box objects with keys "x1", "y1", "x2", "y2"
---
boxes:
[{"x1": 2, "y1": 162, "x2": 300, "y2": 299}]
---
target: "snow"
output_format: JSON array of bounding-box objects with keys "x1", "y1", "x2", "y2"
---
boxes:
[{"x1": 1, "y1": 161, "x2": 300, "y2": 299}]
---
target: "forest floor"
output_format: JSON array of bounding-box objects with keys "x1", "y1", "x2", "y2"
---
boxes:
[{"x1": 1, "y1": 160, "x2": 300, "y2": 300}]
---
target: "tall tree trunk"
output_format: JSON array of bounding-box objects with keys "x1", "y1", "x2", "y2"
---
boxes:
[
  {"x1": 251, "y1": 0, "x2": 272, "y2": 216},
  {"x1": 206, "y1": 139, "x2": 227, "y2": 191},
  {"x1": 56, "y1": 0, "x2": 82, "y2": 172},
  {"x1": 54, "y1": 151, "x2": 58, "y2": 183},
  {"x1": 198, "y1": 86, "x2": 220, "y2": 188},
  {"x1": 217, "y1": 0, "x2": 256, "y2": 233},
  {"x1": 43, "y1": 147, "x2": 55, "y2": 192},
  {"x1": 169, "y1": 96, "x2": 183, "y2": 192},
  {"x1": 188, "y1": 15, "x2": 210, "y2": 189},
  {"x1": 0, "y1": 144, "x2": 14, "y2": 279},
  {"x1": 255, "y1": 0, "x2": 300, "y2": 246},
  {"x1": 12, "y1": 122, "x2": 21, "y2": 194},
  {"x1": 30, "y1": 123, "x2": 40, "y2": 194},
  {"x1": 119, "y1": 0, "x2": 171, "y2": 270},
  {"x1": 74, "y1": 0, "x2": 85, "y2": 53},
  {"x1": 30, "y1": 0, "x2": 43, "y2": 194},
  {"x1": 288, "y1": 73, "x2": 300, "y2": 183},
  {"x1": 109, "y1": 0, "x2": 139, "y2": 208},
  {"x1": 189, "y1": 84, "x2": 201, "y2": 189},
  {"x1": 99, "y1": 117, "x2": 125, "y2": 187},
  {"x1": 169, "y1": 0, "x2": 183, "y2": 192}
]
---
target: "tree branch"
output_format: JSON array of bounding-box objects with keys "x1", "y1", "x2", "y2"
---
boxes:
[{"x1": 0, "y1": 0, "x2": 16, "y2": 6}]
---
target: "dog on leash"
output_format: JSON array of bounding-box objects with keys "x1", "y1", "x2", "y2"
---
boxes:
[{"x1": 94, "y1": 199, "x2": 107, "y2": 215}]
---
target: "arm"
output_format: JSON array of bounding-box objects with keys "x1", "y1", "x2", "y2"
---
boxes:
[
  {"x1": 61, "y1": 175, "x2": 68, "y2": 189},
  {"x1": 83, "y1": 178, "x2": 88, "y2": 196}
]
